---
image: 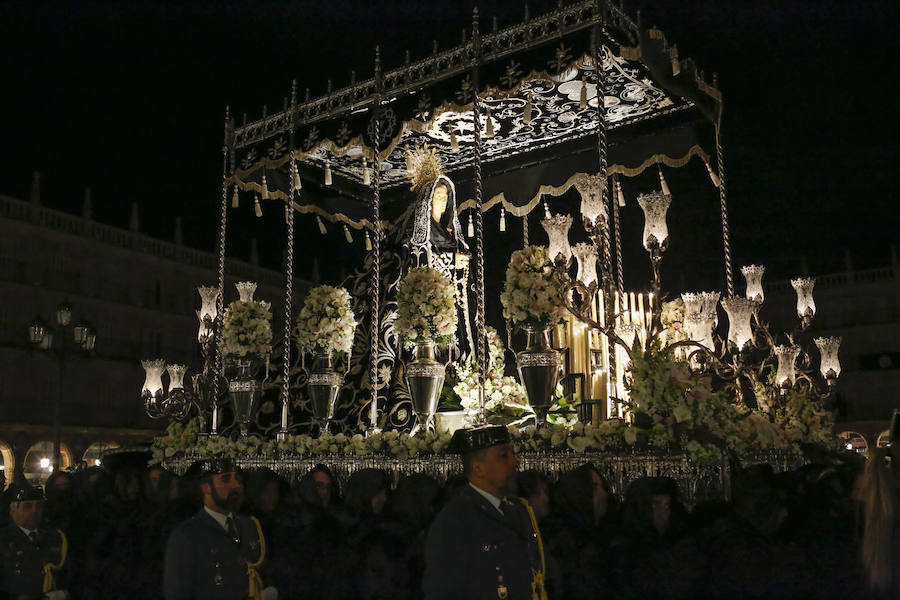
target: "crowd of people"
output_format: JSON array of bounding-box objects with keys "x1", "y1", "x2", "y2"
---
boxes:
[{"x1": 0, "y1": 442, "x2": 886, "y2": 599}]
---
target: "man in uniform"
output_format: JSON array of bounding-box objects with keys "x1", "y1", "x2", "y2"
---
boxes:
[
  {"x1": 0, "y1": 486, "x2": 70, "y2": 599},
  {"x1": 423, "y1": 425, "x2": 549, "y2": 600},
  {"x1": 163, "y1": 459, "x2": 277, "y2": 600}
]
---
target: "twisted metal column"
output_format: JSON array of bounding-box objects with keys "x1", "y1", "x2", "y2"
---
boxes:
[
  {"x1": 612, "y1": 175, "x2": 624, "y2": 293},
  {"x1": 471, "y1": 9, "x2": 487, "y2": 424},
  {"x1": 367, "y1": 48, "x2": 383, "y2": 434},
  {"x1": 715, "y1": 125, "x2": 734, "y2": 297},
  {"x1": 593, "y1": 21, "x2": 617, "y2": 420},
  {"x1": 278, "y1": 83, "x2": 299, "y2": 441},
  {"x1": 213, "y1": 107, "x2": 233, "y2": 436}
]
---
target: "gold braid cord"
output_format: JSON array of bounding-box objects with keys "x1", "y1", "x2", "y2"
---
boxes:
[
  {"x1": 518, "y1": 499, "x2": 548, "y2": 600},
  {"x1": 42, "y1": 529, "x2": 67, "y2": 593},
  {"x1": 246, "y1": 516, "x2": 266, "y2": 599}
]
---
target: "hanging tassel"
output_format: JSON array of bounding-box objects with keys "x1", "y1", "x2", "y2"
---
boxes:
[
  {"x1": 657, "y1": 165, "x2": 671, "y2": 196},
  {"x1": 543, "y1": 201, "x2": 551, "y2": 220},
  {"x1": 485, "y1": 108, "x2": 494, "y2": 138},
  {"x1": 231, "y1": 186, "x2": 240, "y2": 208},
  {"x1": 616, "y1": 179, "x2": 626, "y2": 207},
  {"x1": 261, "y1": 174, "x2": 270, "y2": 200},
  {"x1": 316, "y1": 215, "x2": 327, "y2": 235},
  {"x1": 705, "y1": 160, "x2": 722, "y2": 188},
  {"x1": 450, "y1": 129, "x2": 459, "y2": 153},
  {"x1": 467, "y1": 212, "x2": 474, "y2": 238},
  {"x1": 365, "y1": 231, "x2": 372, "y2": 251},
  {"x1": 254, "y1": 196, "x2": 263, "y2": 218},
  {"x1": 523, "y1": 93, "x2": 533, "y2": 124},
  {"x1": 579, "y1": 76, "x2": 588, "y2": 109},
  {"x1": 343, "y1": 224, "x2": 353, "y2": 244},
  {"x1": 499, "y1": 206, "x2": 506, "y2": 232},
  {"x1": 291, "y1": 162, "x2": 302, "y2": 191},
  {"x1": 362, "y1": 157, "x2": 371, "y2": 185},
  {"x1": 324, "y1": 162, "x2": 333, "y2": 186}
]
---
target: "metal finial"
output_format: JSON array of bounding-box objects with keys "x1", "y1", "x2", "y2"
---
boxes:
[
  {"x1": 493, "y1": 16, "x2": 498, "y2": 32},
  {"x1": 405, "y1": 49, "x2": 410, "y2": 65},
  {"x1": 350, "y1": 70, "x2": 356, "y2": 84},
  {"x1": 242, "y1": 112, "x2": 248, "y2": 126},
  {"x1": 305, "y1": 88, "x2": 310, "y2": 102},
  {"x1": 291, "y1": 80, "x2": 298, "y2": 104},
  {"x1": 283, "y1": 97, "x2": 288, "y2": 110},
  {"x1": 262, "y1": 104, "x2": 267, "y2": 118},
  {"x1": 432, "y1": 40, "x2": 438, "y2": 54},
  {"x1": 524, "y1": 3, "x2": 529, "y2": 20},
  {"x1": 327, "y1": 79, "x2": 332, "y2": 93}
]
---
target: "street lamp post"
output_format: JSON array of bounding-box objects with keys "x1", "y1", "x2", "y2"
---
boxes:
[{"x1": 29, "y1": 299, "x2": 96, "y2": 472}]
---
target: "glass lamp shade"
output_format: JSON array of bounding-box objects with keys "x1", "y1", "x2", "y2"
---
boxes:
[
  {"x1": 166, "y1": 364, "x2": 188, "y2": 390},
  {"x1": 572, "y1": 242, "x2": 598, "y2": 286},
  {"x1": 721, "y1": 298, "x2": 757, "y2": 349},
  {"x1": 541, "y1": 214, "x2": 573, "y2": 264},
  {"x1": 774, "y1": 344, "x2": 801, "y2": 387},
  {"x1": 686, "y1": 312, "x2": 716, "y2": 350},
  {"x1": 56, "y1": 300, "x2": 72, "y2": 327},
  {"x1": 197, "y1": 286, "x2": 219, "y2": 322},
  {"x1": 791, "y1": 277, "x2": 816, "y2": 318},
  {"x1": 741, "y1": 265, "x2": 766, "y2": 303},
  {"x1": 815, "y1": 336, "x2": 842, "y2": 379},
  {"x1": 29, "y1": 319, "x2": 45, "y2": 344},
  {"x1": 637, "y1": 191, "x2": 671, "y2": 251},
  {"x1": 141, "y1": 359, "x2": 167, "y2": 396},
  {"x1": 615, "y1": 323, "x2": 641, "y2": 350},
  {"x1": 573, "y1": 173, "x2": 608, "y2": 229},
  {"x1": 73, "y1": 323, "x2": 88, "y2": 344},
  {"x1": 700, "y1": 291, "x2": 720, "y2": 327},
  {"x1": 82, "y1": 329, "x2": 96, "y2": 351},
  {"x1": 681, "y1": 293, "x2": 703, "y2": 319},
  {"x1": 235, "y1": 281, "x2": 258, "y2": 302}
]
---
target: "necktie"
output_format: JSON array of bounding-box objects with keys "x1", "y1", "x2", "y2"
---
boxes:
[{"x1": 225, "y1": 516, "x2": 240, "y2": 544}]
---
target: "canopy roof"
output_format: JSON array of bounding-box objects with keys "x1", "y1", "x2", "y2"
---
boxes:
[{"x1": 226, "y1": 0, "x2": 722, "y2": 229}]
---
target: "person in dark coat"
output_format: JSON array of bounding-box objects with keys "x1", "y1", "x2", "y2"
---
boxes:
[
  {"x1": 0, "y1": 486, "x2": 71, "y2": 599},
  {"x1": 163, "y1": 459, "x2": 277, "y2": 600},
  {"x1": 423, "y1": 425, "x2": 548, "y2": 600}
]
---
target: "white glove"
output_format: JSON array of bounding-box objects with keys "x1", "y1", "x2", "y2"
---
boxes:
[
  {"x1": 260, "y1": 586, "x2": 278, "y2": 600},
  {"x1": 44, "y1": 591, "x2": 69, "y2": 600}
]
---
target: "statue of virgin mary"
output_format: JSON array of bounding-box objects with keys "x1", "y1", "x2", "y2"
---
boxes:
[{"x1": 394, "y1": 146, "x2": 474, "y2": 358}]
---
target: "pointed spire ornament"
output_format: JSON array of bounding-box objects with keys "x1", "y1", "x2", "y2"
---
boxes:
[
  {"x1": 254, "y1": 196, "x2": 263, "y2": 218},
  {"x1": 579, "y1": 75, "x2": 588, "y2": 109},
  {"x1": 499, "y1": 206, "x2": 506, "y2": 231},
  {"x1": 232, "y1": 185, "x2": 240, "y2": 208},
  {"x1": 616, "y1": 179, "x2": 626, "y2": 207},
  {"x1": 343, "y1": 224, "x2": 353, "y2": 244},
  {"x1": 317, "y1": 215, "x2": 327, "y2": 235},
  {"x1": 485, "y1": 108, "x2": 495, "y2": 138},
  {"x1": 543, "y1": 201, "x2": 551, "y2": 220},
  {"x1": 523, "y1": 92, "x2": 533, "y2": 124},
  {"x1": 362, "y1": 157, "x2": 371, "y2": 185},
  {"x1": 467, "y1": 212, "x2": 474, "y2": 238},
  {"x1": 657, "y1": 165, "x2": 671, "y2": 196},
  {"x1": 365, "y1": 230, "x2": 372, "y2": 251},
  {"x1": 324, "y1": 162, "x2": 333, "y2": 186},
  {"x1": 261, "y1": 173, "x2": 270, "y2": 199},
  {"x1": 450, "y1": 128, "x2": 459, "y2": 153},
  {"x1": 705, "y1": 159, "x2": 722, "y2": 188}
]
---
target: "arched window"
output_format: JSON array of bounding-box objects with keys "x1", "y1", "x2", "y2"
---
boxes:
[
  {"x1": 82, "y1": 441, "x2": 120, "y2": 467},
  {"x1": 0, "y1": 441, "x2": 13, "y2": 490},
  {"x1": 23, "y1": 441, "x2": 73, "y2": 485}
]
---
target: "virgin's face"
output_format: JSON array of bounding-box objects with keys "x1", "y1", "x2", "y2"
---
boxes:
[{"x1": 432, "y1": 184, "x2": 449, "y2": 221}]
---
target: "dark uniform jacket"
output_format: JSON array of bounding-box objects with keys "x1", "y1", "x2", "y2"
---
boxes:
[
  {"x1": 163, "y1": 509, "x2": 264, "y2": 600},
  {"x1": 0, "y1": 524, "x2": 68, "y2": 599},
  {"x1": 423, "y1": 485, "x2": 544, "y2": 600}
]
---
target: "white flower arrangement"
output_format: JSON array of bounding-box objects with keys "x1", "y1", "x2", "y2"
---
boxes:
[
  {"x1": 500, "y1": 245, "x2": 568, "y2": 330},
  {"x1": 295, "y1": 285, "x2": 358, "y2": 357},
  {"x1": 220, "y1": 297, "x2": 273, "y2": 357},
  {"x1": 394, "y1": 267, "x2": 457, "y2": 345}
]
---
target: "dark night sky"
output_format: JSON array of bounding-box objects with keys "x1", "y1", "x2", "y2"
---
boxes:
[{"x1": 1, "y1": 0, "x2": 897, "y2": 289}]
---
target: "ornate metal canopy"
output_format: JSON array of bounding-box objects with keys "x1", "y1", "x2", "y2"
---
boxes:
[{"x1": 225, "y1": 0, "x2": 722, "y2": 229}]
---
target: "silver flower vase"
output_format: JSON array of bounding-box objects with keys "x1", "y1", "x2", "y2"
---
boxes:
[
  {"x1": 406, "y1": 340, "x2": 445, "y2": 435},
  {"x1": 516, "y1": 325, "x2": 562, "y2": 426},
  {"x1": 226, "y1": 355, "x2": 262, "y2": 437},
  {"x1": 308, "y1": 353, "x2": 341, "y2": 436}
]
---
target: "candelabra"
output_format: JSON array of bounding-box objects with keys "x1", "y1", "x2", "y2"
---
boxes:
[
  {"x1": 141, "y1": 286, "x2": 224, "y2": 432},
  {"x1": 561, "y1": 180, "x2": 840, "y2": 417},
  {"x1": 29, "y1": 299, "x2": 97, "y2": 471}
]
